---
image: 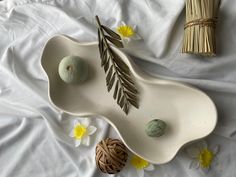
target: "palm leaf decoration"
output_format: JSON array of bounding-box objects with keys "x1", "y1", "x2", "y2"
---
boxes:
[{"x1": 95, "y1": 16, "x2": 139, "y2": 115}]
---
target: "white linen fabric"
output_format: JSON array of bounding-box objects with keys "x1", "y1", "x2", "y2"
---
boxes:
[{"x1": 0, "y1": 0, "x2": 236, "y2": 177}]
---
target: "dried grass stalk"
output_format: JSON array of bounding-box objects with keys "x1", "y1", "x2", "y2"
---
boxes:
[{"x1": 182, "y1": 0, "x2": 221, "y2": 57}]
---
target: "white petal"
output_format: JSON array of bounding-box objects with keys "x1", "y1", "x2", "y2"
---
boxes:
[
  {"x1": 187, "y1": 147, "x2": 200, "y2": 158},
  {"x1": 197, "y1": 140, "x2": 208, "y2": 150},
  {"x1": 82, "y1": 136, "x2": 90, "y2": 146},
  {"x1": 189, "y1": 159, "x2": 200, "y2": 169},
  {"x1": 212, "y1": 145, "x2": 220, "y2": 155},
  {"x1": 133, "y1": 25, "x2": 137, "y2": 31},
  {"x1": 116, "y1": 21, "x2": 123, "y2": 27},
  {"x1": 81, "y1": 119, "x2": 90, "y2": 128},
  {"x1": 137, "y1": 169, "x2": 144, "y2": 177},
  {"x1": 145, "y1": 164, "x2": 154, "y2": 171},
  {"x1": 75, "y1": 139, "x2": 81, "y2": 147},
  {"x1": 87, "y1": 126, "x2": 97, "y2": 135},
  {"x1": 201, "y1": 166, "x2": 210, "y2": 173},
  {"x1": 120, "y1": 21, "x2": 126, "y2": 26},
  {"x1": 132, "y1": 33, "x2": 142, "y2": 40},
  {"x1": 211, "y1": 156, "x2": 219, "y2": 167},
  {"x1": 74, "y1": 120, "x2": 80, "y2": 127},
  {"x1": 122, "y1": 37, "x2": 131, "y2": 44},
  {"x1": 69, "y1": 130, "x2": 74, "y2": 137}
]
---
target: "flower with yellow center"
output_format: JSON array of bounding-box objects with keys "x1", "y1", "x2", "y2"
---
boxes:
[
  {"x1": 116, "y1": 21, "x2": 141, "y2": 44},
  {"x1": 131, "y1": 155, "x2": 149, "y2": 169},
  {"x1": 130, "y1": 155, "x2": 154, "y2": 177},
  {"x1": 117, "y1": 25, "x2": 135, "y2": 38},
  {"x1": 73, "y1": 124, "x2": 87, "y2": 139},
  {"x1": 70, "y1": 119, "x2": 97, "y2": 147},
  {"x1": 198, "y1": 148, "x2": 214, "y2": 168},
  {"x1": 187, "y1": 141, "x2": 220, "y2": 172}
]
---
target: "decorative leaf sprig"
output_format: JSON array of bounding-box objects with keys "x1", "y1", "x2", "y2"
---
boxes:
[{"x1": 95, "y1": 16, "x2": 139, "y2": 115}]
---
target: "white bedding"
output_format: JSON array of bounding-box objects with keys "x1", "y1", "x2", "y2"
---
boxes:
[{"x1": 0, "y1": 0, "x2": 236, "y2": 177}]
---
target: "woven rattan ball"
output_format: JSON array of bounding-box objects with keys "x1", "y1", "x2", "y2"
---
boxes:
[{"x1": 95, "y1": 138, "x2": 128, "y2": 174}]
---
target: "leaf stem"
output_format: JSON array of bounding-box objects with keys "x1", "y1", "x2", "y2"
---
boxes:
[{"x1": 95, "y1": 16, "x2": 134, "y2": 114}]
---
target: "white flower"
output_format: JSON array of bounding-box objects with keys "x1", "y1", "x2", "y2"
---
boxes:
[
  {"x1": 115, "y1": 21, "x2": 141, "y2": 44},
  {"x1": 94, "y1": 17, "x2": 141, "y2": 45},
  {"x1": 69, "y1": 119, "x2": 97, "y2": 147},
  {"x1": 130, "y1": 155, "x2": 155, "y2": 177},
  {"x1": 187, "y1": 140, "x2": 220, "y2": 172}
]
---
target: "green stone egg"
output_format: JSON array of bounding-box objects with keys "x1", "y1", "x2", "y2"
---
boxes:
[
  {"x1": 58, "y1": 56, "x2": 88, "y2": 84},
  {"x1": 145, "y1": 119, "x2": 167, "y2": 137}
]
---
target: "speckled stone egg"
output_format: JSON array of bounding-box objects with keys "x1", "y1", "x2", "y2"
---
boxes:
[
  {"x1": 145, "y1": 119, "x2": 167, "y2": 137},
  {"x1": 58, "y1": 56, "x2": 88, "y2": 84}
]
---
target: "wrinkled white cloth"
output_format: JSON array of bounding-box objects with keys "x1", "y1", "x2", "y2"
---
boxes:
[{"x1": 0, "y1": 0, "x2": 236, "y2": 177}]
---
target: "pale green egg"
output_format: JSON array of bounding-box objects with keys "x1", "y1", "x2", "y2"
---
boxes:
[
  {"x1": 58, "y1": 56, "x2": 88, "y2": 84},
  {"x1": 145, "y1": 119, "x2": 167, "y2": 137}
]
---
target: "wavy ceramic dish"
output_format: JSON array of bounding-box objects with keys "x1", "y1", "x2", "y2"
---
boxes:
[{"x1": 41, "y1": 35, "x2": 217, "y2": 164}]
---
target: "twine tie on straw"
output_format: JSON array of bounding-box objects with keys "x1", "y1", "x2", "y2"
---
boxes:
[{"x1": 184, "y1": 17, "x2": 218, "y2": 29}]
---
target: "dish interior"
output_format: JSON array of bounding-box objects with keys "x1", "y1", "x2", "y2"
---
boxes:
[{"x1": 41, "y1": 35, "x2": 217, "y2": 164}]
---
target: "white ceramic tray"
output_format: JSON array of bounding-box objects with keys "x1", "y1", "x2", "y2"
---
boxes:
[{"x1": 41, "y1": 35, "x2": 217, "y2": 164}]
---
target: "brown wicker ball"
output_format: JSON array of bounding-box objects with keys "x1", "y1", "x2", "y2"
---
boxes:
[{"x1": 95, "y1": 138, "x2": 128, "y2": 174}]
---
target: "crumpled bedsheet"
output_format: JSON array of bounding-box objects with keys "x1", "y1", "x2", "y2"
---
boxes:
[{"x1": 0, "y1": 0, "x2": 236, "y2": 177}]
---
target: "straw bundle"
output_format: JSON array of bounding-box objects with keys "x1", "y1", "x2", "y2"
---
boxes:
[{"x1": 182, "y1": 0, "x2": 221, "y2": 56}]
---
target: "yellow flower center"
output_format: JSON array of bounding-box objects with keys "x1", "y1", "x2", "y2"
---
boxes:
[
  {"x1": 73, "y1": 124, "x2": 87, "y2": 139},
  {"x1": 198, "y1": 149, "x2": 214, "y2": 168},
  {"x1": 117, "y1": 25, "x2": 135, "y2": 38},
  {"x1": 131, "y1": 155, "x2": 149, "y2": 170}
]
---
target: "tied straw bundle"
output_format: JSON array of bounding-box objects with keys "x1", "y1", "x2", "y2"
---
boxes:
[{"x1": 182, "y1": 0, "x2": 221, "y2": 57}]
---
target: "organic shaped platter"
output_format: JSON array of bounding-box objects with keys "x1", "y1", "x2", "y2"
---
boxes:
[{"x1": 41, "y1": 35, "x2": 217, "y2": 164}]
